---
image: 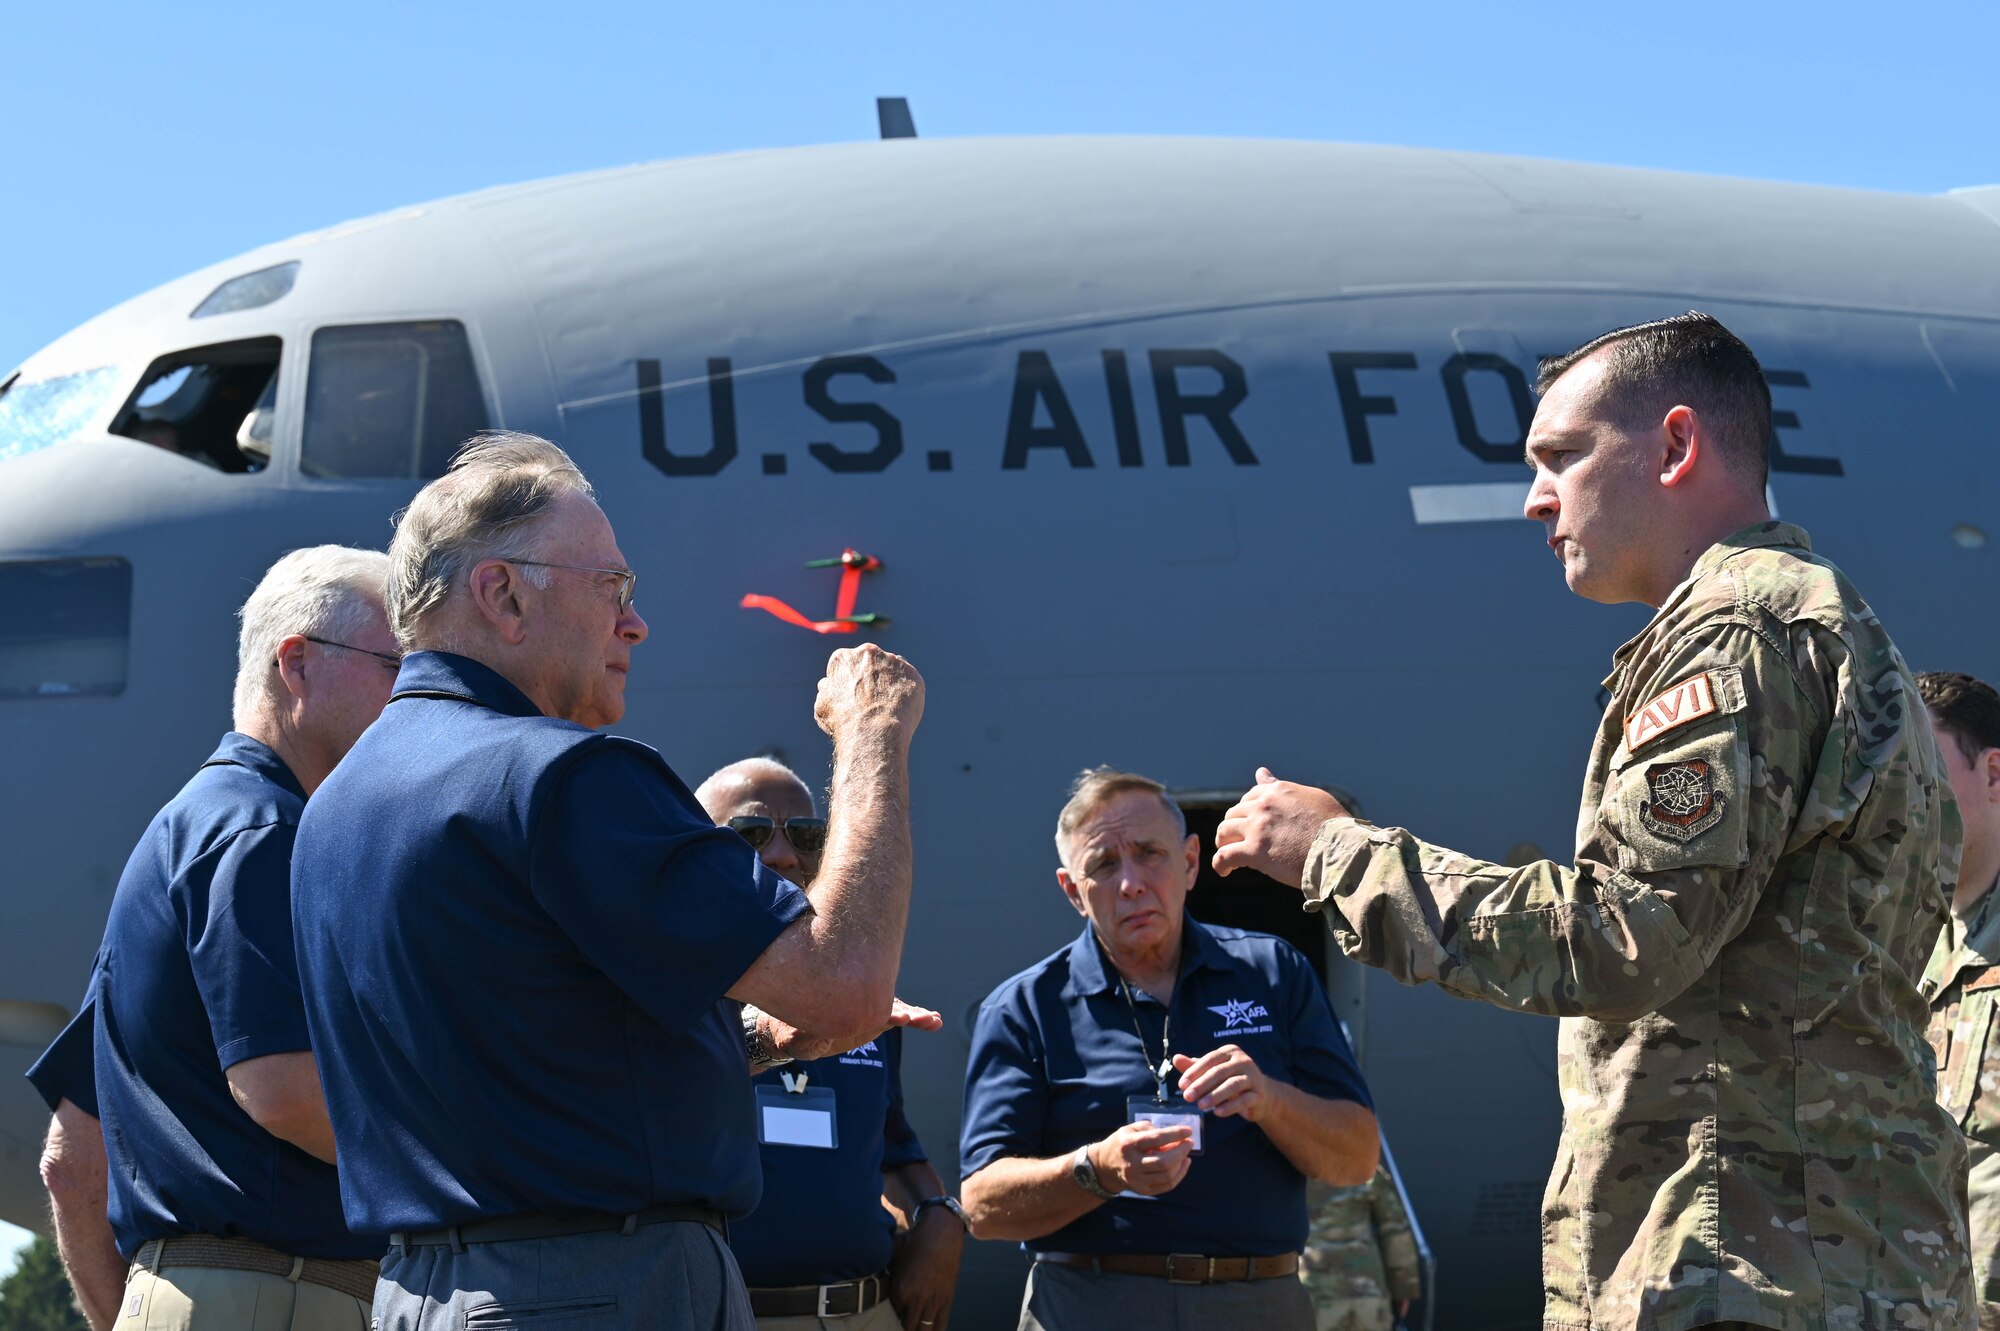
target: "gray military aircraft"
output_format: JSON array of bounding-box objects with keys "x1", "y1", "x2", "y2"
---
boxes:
[{"x1": 2, "y1": 123, "x2": 1997, "y2": 1329}]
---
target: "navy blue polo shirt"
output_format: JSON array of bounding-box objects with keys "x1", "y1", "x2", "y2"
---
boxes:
[
  {"x1": 731, "y1": 1026, "x2": 928, "y2": 1287},
  {"x1": 27, "y1": 984, "x2": 99, "y2": 1118},
  {"x1": 291, "y1": 651, "x2": 811, "y2": 1235},
  {"x1": 89, "y1": 733, "x2": 367, "y2": 1260},
  {"x1": 961, "y1": 918, "x2": 1370, "y2": 1257}
]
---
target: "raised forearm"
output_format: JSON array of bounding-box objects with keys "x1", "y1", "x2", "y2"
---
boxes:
[
  {"x1": 731, "y1": 730, "x2": 914, "y2": 1044},
  {"x1": 1306, "y1": 820, "x2": 1704, "y2": 1022},
  {"x1": 1256, "y1": 1086, "x2": 1378, "y2": 1186},
  {"x1": 41, "y1": 1105, "x2": 125, "y2": 1331},
  {"x1": 961, "y1": 1153, "x2": 1101, "y2": 1243}
]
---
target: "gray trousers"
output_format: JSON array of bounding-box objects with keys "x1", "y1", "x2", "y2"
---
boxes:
[
  {"x1": 1018, "y1": 1261, "x2": 1314, "y2": 1331},
  {"x1": 374, "y1": 1221, "x2": 752, "y2": 1331}
]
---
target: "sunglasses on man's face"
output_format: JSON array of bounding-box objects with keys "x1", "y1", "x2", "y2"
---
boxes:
[{"x1": 727, "y1": 815, "x2": 828, "y2": 855}]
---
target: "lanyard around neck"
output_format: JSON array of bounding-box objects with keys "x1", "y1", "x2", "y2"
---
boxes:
[{"x1": 1116, "y1": 975, "x2": 1174, "y2": 1098}]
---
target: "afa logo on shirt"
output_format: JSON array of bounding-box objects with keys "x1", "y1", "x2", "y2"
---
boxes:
[
  {"x1": 1208, "y1": 998, "x2": 1274, "y2": 1037},
  {"x1": 838, "y1": 1040, "x2": 885, "y2": 1069}
]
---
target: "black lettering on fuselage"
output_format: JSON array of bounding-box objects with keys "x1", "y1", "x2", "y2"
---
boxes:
[
  {"x1": 1327, "y1": 352, "x2": 1418, "y2": 464},
  {"x1": 1002, "y1": 350, "x2": 1094, "y2": 470},
  {"x1": 806, "y1": 355, "x2": 903, "y2": 474},
  {"x1": 1441, "y1": 352, "x2": 1535, "y2": 464},
  {"x1": 1764, "y1": 370, "x2": 1843, "y2": 476},
  {"x1": 1149, "y1": 349, "x2": 1256, "y2": 466},
  {"x1": 1102, "y1": 350, "x2": 1144, "y2": 468},
  {"x1": 638, "y1": 357, "x2": 738, "y2": 477}
]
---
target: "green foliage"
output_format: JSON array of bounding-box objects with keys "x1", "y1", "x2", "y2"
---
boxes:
[{"x1": 0, "y1": 1237, "x2": 88, "y2": 1331}]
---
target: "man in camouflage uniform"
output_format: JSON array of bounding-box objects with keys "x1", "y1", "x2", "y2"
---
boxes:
[
  {"x1": 1920, "y1": 673, "x2": 2000, "y2": 1329},
  {"x1": 1214, "y1": 312, "x2": 1970, "y2": 1331},
  {"x1": 1300, "y1": 1166, "x2": 1421, "y2": 1331}
]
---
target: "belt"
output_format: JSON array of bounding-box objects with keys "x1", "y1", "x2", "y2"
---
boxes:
[
  {"x1": 1034, "y1": 1251, "x2": 1300, "y2": 1284},
  {"x1": 389, "y1": 1204, "x2": 725, "y2": 1250},
  {"x1": 746, "y1": 1272, "x2": 888, "y2": 1318},
  {"x1": 132, "y1": 1236, "x2": 380, "y2": 1304}
]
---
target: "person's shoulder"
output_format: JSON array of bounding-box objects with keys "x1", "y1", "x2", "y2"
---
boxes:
[
  {"x1": 977, "y1": 942, "x2": 1078, "y2": 1021},
  {"x1": 1201, "y1": 922, "x2": 1313, "y2": 973},
  {"x1": 1700, "y1": 529, "x2": 1858, "y2": 638}
]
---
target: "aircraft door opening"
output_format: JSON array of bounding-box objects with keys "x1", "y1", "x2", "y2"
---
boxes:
[{"x1": 1175, "y1": 789, "x2": 1368, "y2": 1055}]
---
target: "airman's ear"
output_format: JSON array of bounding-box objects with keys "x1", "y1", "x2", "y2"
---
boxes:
[
  {"x1": 468, "y1": 559, "x2": 532, "y2": 645},
  {"x1": 1982, "y1": 748, "x2": 2000, "y2": 805},
  {"x1": 1660, "y1": 405, "x2": 1700, "y2": 489}
]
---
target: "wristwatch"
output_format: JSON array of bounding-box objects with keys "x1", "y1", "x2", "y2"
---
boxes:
[
  {"x1": 1070, "y1": 1145, "x2": 1117, "y2": 1201},
  {"x1": 740, "y1": 1006, "x2": 793, "y2": 1071},
  {"x1": 914, "y1": 1195, "x2": 972, "y2": 1233}
]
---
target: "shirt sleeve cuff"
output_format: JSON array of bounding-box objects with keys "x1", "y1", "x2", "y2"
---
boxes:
[{"x1": 1301, "y1": 817, "x2": 1375, "y2": 913}]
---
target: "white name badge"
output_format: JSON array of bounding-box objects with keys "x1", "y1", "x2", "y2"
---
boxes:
[
  {"x1": 1127, "y1": 1093, "x2": 1204, "y2": 1154},
  {"x1": 756, "y1": 1084, "x2": 838, "y2": 1149}
]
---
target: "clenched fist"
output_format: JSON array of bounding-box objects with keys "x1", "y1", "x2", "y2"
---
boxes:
[{"x1": 814, "y1": 643, "x2": 925, "y2": 740}]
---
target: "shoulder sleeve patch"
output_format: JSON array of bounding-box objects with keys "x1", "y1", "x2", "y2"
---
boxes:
[{"x1": 1625, "y1": 668, "x2": 1745, "y2": 754}]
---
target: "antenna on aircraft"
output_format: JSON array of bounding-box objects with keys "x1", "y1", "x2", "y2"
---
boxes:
[{"x1": 877, "y1": 97, "x2": 917, "y2": 140}]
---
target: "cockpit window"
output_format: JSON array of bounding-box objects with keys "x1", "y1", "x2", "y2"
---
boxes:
[
  {"x1": 0, "y1": 558, "x2": 131, "y2": 700},
  {"x1": 0, "y1": 367, "x2": 121, "y2": 463},
  {"x1": 191, "y1": 261, "x2": 299, "y2": 319},
  {"x1": 302, "y1": 321, "x2": 489, "y2": 480},
  {"x1": 111, "y1": 338, "x2": 282, "y2": 473}
]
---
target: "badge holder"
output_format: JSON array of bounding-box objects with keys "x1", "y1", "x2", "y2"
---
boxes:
[
  {"x1": 1127, "y1": 1091, "x2": 1204, "y2": 1154},
  {"x1": 756, "y1": 1072, "x2": 838, "y2": 1149}
]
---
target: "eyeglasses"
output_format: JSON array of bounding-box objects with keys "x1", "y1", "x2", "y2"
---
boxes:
[
  {"x1": 728, "y1": 816, "x2": 828, "y2": 855},
  {"x1": 510, "y1": 560, "x2": 638, "y2": 611},
  {"x1": 297, "y1": 636, "x2": 403, "y2": 670}
]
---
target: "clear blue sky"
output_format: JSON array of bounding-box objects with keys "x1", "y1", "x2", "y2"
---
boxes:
[
  {"x1": 0, "y1": 0, "x2": 1992, "y2": 1286},
  {"x1": 3, "y1": 0, "x2": 1997, "y2": 376}
]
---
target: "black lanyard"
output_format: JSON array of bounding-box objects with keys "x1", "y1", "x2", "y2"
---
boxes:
[{"x1": 1116, "y1": 975, "x2": 1174, "y2": 1098}]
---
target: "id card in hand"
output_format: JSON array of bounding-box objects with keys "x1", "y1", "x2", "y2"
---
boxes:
[
  {"x1": 756, "y1": 1083, "x2": 838, "y2": 1149},
  {"x1": 1127, "y1": 1093, "x2": 1203, "y2": 1154}
]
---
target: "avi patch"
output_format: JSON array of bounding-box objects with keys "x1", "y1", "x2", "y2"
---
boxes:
[
  {"x1": 1640, "y1": 759, "x2": 1726, "y2": 842},
  {"x1": 1625, "y1": 672, "x2": 1720, "y2": 753}
]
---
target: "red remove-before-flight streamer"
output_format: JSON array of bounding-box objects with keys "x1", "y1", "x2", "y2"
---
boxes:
[{"x1": 740, "y1": 549, "x2": 887, "y2": 634}]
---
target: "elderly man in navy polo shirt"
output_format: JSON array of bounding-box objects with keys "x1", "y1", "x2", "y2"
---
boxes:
[
  {"x1": 696, "y1": 757, "x2": 966, "y2": 1331},
  {"x1": 27, "y1": 545, "x2": 398, "y2": 1331},
  {"x1": 961, "y1": 768, "x2": 1379, "y2": 1331},
  {"x1": 290, "y1": 432, "x2": 930, "y2": 1331}
]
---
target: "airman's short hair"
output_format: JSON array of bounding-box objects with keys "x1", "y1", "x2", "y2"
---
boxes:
[
  {"x1": 1055, "y1": 767, "x2": 1186, "y2": 872},
  {"x1": 1536, "y1": 311, "x2": 1774, "y2": 489},
  {"x1": 387, "y1": 431, "x2": 593, "y2": 649},
  {"x1": 1919, "y1": 671, "x2": 2000, "y2": 765},
  {"x1": 233, "y1": 545, "x2": 391, "y2": 722}
]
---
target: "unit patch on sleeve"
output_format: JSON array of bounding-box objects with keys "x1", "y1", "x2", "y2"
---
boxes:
[
  {"x1": 1640, "y1": 760, "x2": 1726, "y2": 842},
  {"x1": 1625, "y1": 672, "x2": 1720, "y2": 753}
]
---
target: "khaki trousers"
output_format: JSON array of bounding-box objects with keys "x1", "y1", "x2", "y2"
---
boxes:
[
  {"x1": 121, "y1": 1263, "x2": 370, "y2": 1331},
  {"x1": 756, "y1": 1301, "x2": 904, "y2": 1331}
]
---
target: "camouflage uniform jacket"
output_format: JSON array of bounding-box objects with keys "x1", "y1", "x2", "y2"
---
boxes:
[
  {"x1": 1923, "y1": 879, "x2": 2000, "y2": 1324},
  {"x1": 1301, "y1": 522, "x2": 1969, "y2": 1331},
  {"x1": 1301, "y1": 1166, "x2": 1423, "y2": 1331}
]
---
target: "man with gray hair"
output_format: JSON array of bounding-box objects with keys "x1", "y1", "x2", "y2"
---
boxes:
[
  {"x1": 290, "y1": 433, "x2": 929, "y2": 1331},
  {"x1": 960, "y1": 768, "x2": 1378, "y2": 1330},
  {"x1": 28, "y1": 545, "x2": 395, "y2": 1330}
]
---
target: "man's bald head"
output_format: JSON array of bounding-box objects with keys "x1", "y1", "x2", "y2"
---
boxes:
[
  {"x1": 694, "y1": 757, "x2": 816, "y2": 822},
  {"x1": 696, "y1": 757, "x2": 821, "y2": 887}
]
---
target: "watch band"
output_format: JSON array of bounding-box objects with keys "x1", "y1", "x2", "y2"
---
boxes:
[
  {"x1": 741, "y1": 1006, "x2": 793, "y2": 1071},
  {"x1": 1070, "y1": 1145, "x2": 1117, "y2": 1201},
  {"x1": 914, "y1": 1195, "x2": 972, "y2": 1233}
]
